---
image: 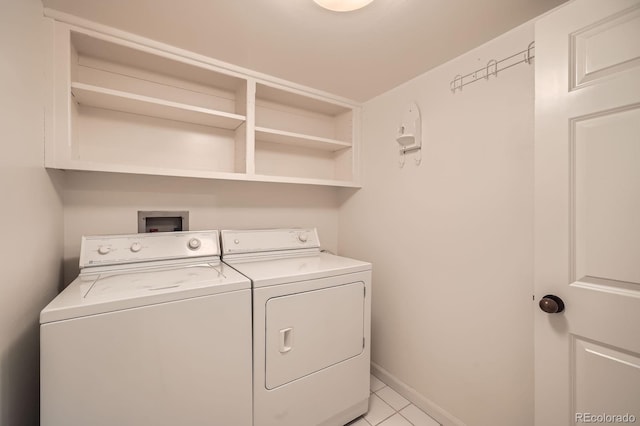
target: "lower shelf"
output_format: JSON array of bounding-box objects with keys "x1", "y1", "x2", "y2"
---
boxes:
[
  {"x1": 254, "y1": 139, "x2": 354, "y2": 183},
  {"x1": 46, "y1": 162, "x2": 361, "y2": 188}
]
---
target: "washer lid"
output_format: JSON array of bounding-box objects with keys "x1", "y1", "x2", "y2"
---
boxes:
[
  {"x1": 40, "y1": 262, "x2": 250, "y2": 324},
  {"x1": 224, "y1": 252, "x2": 371, "y2": 288}
]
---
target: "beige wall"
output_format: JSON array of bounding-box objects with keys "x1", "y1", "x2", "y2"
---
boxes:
[
  {"x1": 62, "y1": 171, "x2": 340, "y2": 283},
  {"x1": 0, "y1": 1, "x2": 64, "y2": 425},
  {"x1": 338, "y1": 23, "x2": 535, "y2": 426}
]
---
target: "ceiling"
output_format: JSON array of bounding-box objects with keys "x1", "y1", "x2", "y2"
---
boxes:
[{"x1": 41, "y1": 0, "x2": 568, "y2": 102}]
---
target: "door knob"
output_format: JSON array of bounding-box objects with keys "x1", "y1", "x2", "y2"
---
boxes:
[{"x1": 539, "y1": 294, "x2": 565, "y2": 314}]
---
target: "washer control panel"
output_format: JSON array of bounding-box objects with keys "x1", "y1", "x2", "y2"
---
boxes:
[
  {"x1": 220, "y1": 228, "x2": 320, "y2": 255},
  {"x1": 80, "y1": 230, "x2": 219, "y2": 268}
]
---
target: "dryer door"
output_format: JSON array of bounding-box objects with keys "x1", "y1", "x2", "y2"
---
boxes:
[{"x1": 265, "y1": 281, "x2": 365, "y2": 389}]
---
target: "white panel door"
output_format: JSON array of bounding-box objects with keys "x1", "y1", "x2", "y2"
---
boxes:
[{"x1": 535, "y1": 1, "x2": 640, "y2": 425}]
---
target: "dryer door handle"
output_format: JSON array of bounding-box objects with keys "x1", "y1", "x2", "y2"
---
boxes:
[{"x1": 279, "y1": 327, "x2": 293, "y2": 354}]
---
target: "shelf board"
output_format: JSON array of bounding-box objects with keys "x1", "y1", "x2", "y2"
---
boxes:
[
  {"x1": 48, "y1": 161, "x2": 361, "y2": 188},
  {"x1": 255, "y1": 83, "x2": 352, "y2": 116},
  {"x1": 71, "y1": 82, "x2": 245, "y2": 130},
  {"x1": 250, "y1": 174, "x2": 360, "y2": 188},
  {"x1": 255, "y1": 127, "x2": 351, "y2": 152}
]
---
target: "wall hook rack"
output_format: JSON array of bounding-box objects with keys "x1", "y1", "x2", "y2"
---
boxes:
[{"x1": 450, "y1": 41, "x2": 535, "y2": 93}]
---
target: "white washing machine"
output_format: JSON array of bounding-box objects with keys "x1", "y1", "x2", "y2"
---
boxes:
[
  {"x1": 40, "y1": 230, "x2": 253, "y2": 426},
  {"x1": 221, "y1": 228, "x2": 372, "y2": 426}
]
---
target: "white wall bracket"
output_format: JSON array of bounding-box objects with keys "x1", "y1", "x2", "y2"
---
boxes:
[{"x1": 397, "y1": 101, "x2": 422, "y2": 167}]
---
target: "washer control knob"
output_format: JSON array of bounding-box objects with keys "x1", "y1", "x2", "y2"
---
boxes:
[
  {"x1": 130, "y1": 242, "x2": 142, "y2": 253},
  {"x1": 98, "y1": 246, "x2": 111, "y2": 255},
  {"x1": 188, "y1": 238, "x2": 201, "y2": 250},
  {"x1": 298, "y1": 232, "x2": 308, "y2": 243},
  {"x1": 234, "y1": 239, "x2": 240, "y2": 245}
]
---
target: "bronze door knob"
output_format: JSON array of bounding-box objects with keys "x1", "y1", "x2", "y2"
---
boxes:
[{"x1": 539, "y1": 295, "x2": 565, "y2": 313}]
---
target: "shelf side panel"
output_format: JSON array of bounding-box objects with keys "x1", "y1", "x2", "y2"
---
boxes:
[
  {"x1": 335, "y1": 110, "x2": 354, "y2": 144},
  {"x1": 50, "y1": 23, "x2": 73, "y2": 167},
  {"x1": 234, "y1": 122, "x2": 247, "y2": 174},
  {"x1": 244, "y1": 80, "x2": 256, "y2": 174}
]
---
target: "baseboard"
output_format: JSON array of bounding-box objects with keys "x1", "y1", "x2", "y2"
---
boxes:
[{"x1": 370, "y1": 362, "x2": 467, "y2": 426}]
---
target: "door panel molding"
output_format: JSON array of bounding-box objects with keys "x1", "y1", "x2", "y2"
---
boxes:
[
  {"x1": 571, "y1": 335, "x2": 640, "y2": 423},
  {"x1": 571, "y1": 4, "x2": 640, "y2": 90},
  {"x1": 569, "y1": 103, "x2": 640, "y2": 284}
]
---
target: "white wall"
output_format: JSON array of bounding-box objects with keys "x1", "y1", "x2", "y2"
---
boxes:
[
  {"x1": 0, "y1": 0, "x2": 64, "y2": 424},
  {"x1": 338, "y1": 23, "x2": 535, "y2": 426},
  {"x1": 62, "y1": 171, "x2": 340, "y2": 283}
]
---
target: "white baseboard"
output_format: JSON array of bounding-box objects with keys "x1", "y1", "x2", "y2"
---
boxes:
[{"x1": 370, "y1": 362, "x2": 467, "y2": 426}]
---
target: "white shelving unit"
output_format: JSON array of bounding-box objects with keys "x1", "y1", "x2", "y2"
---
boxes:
[{"x1": 45, "y1": 16, "x2": 361, "y2": 188}]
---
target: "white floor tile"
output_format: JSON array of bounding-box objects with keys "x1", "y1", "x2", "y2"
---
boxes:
[
  {"x1": 378, "y1": 413, "x2": 413, "y2": 426},
  {"x1": 357, "y1": 374, "x2": 440, "y2": 426},
  {"x1": 370, "y1": 374, "x2": 386, "y2": 392},
  {"x1": 364, "y1": 394, "x2": 395, "y2": 425},
  {"x1": 400, "y1": 404, "x2": 440, "y2": 426},
  {"x1": 375, "y1": 386, "x2": 410, "y2": 411}
]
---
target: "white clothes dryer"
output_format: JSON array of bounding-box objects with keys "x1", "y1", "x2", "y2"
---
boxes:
[
  {"x1": 221, "y1": 228, "x2": 372, "y2": 426},
  {"x1": 40, "y1": 231, "x2": 252, "y2": 426}
]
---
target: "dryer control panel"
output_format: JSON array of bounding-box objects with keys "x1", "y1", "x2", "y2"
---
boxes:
[
  {"x1": 79, "y1": 230, "x2": 220, "y2": 268},
  {"x1": 220, "y1": 228, "x2": 320, "y2": 256}
]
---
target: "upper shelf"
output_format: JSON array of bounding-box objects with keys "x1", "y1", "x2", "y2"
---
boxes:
[
  {"x1": 255, "y1": 127, "x2": 351, "y2": 151},
  {"x1": 72, "y1": 31, "x2": 245, "y2": 93},
  {"x1": 70, "y1": 82, "x2": 246, "y2": 130},
  {"x1": 256, "y1": 83, "x2": 351, "y2": 116}
]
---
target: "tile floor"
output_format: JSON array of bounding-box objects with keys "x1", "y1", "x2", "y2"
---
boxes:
[{"x1": 345, "y1": 374, "x2": 440, "y2": 426}]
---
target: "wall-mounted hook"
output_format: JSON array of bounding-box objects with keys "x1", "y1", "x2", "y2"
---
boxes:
[
  {"x1": 485, "y1": 59, "x2": 498, "y2": 79},
  {"x1": 451, "y1": 75, "x2": 463, "y2": 93},
  {"x1": 524, "y1": 41, "x2": 535, "y2": 64}
]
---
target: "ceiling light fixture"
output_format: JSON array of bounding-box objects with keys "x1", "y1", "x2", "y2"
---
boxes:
[{"x1": 313, "y1": 0, "x2": 375, "y2": 12}]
